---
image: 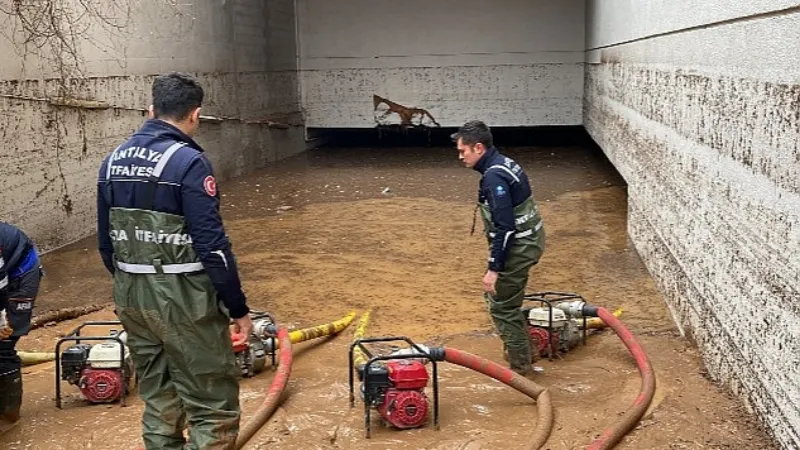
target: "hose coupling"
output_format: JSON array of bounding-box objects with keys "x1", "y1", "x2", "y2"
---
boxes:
[
  {"x1": 555, "y1": 300, "x2": 600, "y2": 318},
  {"x1": 427, "y1": 346, "x2": 446, "y2": 362},
  {"x1": 253, "y1": 318, "x2": 278, "y2": 340}
]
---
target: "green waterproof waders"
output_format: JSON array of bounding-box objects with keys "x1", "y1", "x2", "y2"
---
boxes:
[
  {"x1": 106, "y1": 143, "x2": 240, "y2": 450},
  {"x1": 479, "y1": 196, "x2": 545, "y2": 374}
]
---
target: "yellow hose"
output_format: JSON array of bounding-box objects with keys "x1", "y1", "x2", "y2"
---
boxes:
[
  {"x1": 19, "y1": 351, "x2": 56, "y2": 366},
  {"x1": 267, "y1": 311, "x2": 357, "y2": 350},
  {"x1": 579, "y1": 308, "x2": 624, "y2": 329},
  {"x1": 352, "y1": 309, "x2": 372, "y2": 368},
  {"x1": 288, "y1": 311, "x2": 357, "y2": 344},
  {"x1": 18, "y1": 311, "x2": 357, "y2": 368}
]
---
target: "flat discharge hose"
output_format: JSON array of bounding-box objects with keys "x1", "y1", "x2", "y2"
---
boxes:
[
  {"x1": 19, "y1": 351, "x2": 56, "y2": 366},
  {"x1": 581, "y1": 308, "x2": 624, "y2": 330},
  {"x1": 286, "y1": 311, "x2": 356, "y2": 346},
  {"x1": 585, "y1": 307, "x2": 655, "y2": 450},
  {"x1": 429, "y1": 346, "x2": 553, "y2": 450},
  {"x1": 235, "y1": 327, "x2": 293, "y2": 449},
  {"x1": 351, "y1": 310, "x2": 372, "y2": 368}
]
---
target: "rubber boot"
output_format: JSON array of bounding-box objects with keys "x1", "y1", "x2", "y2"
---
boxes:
[
  {"x1": 507, "y1": 346, "x2": 533, "y2": 376},
  {"x1": 505, "y1": 346, "x2": 540, "y2": 366},
  {"x1": 0, "y1": 368, "x2": 22, "y2": 434}
]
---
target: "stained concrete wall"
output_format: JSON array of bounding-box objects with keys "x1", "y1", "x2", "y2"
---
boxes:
[
  {"x1": 296, "y1": 0, "x2": 585, "y2": 128},
  {"x1": 0, "y1": 0, "x2": 305, "y2": 252},
  {"x1": 584, "y1": 2, "x2": 800, "y2": 447}
]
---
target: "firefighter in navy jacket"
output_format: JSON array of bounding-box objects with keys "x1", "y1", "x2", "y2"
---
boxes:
[
  {"x1": 97, "y1": 72, "x2": 251, "y2": 450},
  {"x1": 0, "y1": 222, "x2": 43, "y2": 430},
  {"x1": 452, "y1": 120, "x2": 546, "y2": 375}
]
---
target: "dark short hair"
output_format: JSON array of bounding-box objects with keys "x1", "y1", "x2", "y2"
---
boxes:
[
  {"x1": 451, "y1": 120, "x2": 493, "y2": 148},
  {"x1": 151, "y1": 72, "x2": 204, "y2": 121}
]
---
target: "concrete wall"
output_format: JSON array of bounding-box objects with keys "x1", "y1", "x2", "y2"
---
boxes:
[
  {"x1": 0, "y1": 0, "x2": 305, "y2": 252},
  {"x1": 583, "y1": 2, "x2": 800, "y2": 447},
  {"x1": 296, "y1": 0, "x2": 585, "y2": 128}
]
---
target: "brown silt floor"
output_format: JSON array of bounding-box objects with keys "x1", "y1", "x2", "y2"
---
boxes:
[{"x1": 3, "y1": 144, "x2": 777, "y2": 449}]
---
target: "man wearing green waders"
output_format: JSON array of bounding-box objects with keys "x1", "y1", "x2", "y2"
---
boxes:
[
  {"x1": 452, "y1": 120, "x2": 546, "y2": 375},
  {"x1": 97, "y1": 72, "x2": 253, "y2": 449}
]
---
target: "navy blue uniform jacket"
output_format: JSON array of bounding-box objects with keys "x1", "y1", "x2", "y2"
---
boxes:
[
  {"x1": 97, "y1": 119, "x2": 249, "y2": 318},
  {"x1": 0, "y1": 223, "x2": 34, "y2": 279},
  {"x1": 473, "y1": 146, "x2": 534, "y2": 273}
]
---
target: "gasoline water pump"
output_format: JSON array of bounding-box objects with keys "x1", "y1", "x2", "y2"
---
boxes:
[
  {"x1": 55, "y1": 321, "x2": 135, "y2": 408},
  {"x1": 229, "y1": 311, "x2": 277, "y2": 378},
  {"x1": 348, "y1": 336, "x2": 440, "y2": 438},
  {"x1": 522, "y1": 292, "x2": 591, "y2": 361}
]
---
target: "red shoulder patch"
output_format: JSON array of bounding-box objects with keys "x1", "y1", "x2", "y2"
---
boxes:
[{"x1": 203, "y1": 175, "x2": 217, "y2": 197}]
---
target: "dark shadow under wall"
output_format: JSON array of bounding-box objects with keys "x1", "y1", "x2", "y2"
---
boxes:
[{"x1": 308, "y1": 125, "x2": 597, "y2": 148}]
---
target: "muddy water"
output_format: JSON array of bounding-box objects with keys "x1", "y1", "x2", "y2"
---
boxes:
[
  {"x1": 6, "y1": 145, "x2": 776, "y2": 449},
  {"x1": 32, "y1": 145, "x2": 622, "y2": 314}
]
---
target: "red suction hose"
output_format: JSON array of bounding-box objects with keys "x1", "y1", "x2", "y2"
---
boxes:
[
  {"x1": 585, "y1": 307, "x2": 655, "y2": 450},
  {"x1": 235, "y1": 326, "x2": 293, "y2": 449},
  {"x1": 431, "y1": 346, "x2": 553, "y2": 450}
]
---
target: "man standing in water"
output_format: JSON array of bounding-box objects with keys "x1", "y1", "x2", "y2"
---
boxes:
[
  {"x1": 97, "y1": 72, "x2": 252, "y2": 449},
  {"x1": 452, "y1": 120, "x2": 546, "y2": 375}
]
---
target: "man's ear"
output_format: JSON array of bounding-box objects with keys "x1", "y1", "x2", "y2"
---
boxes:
[
  {"x1": 475, "y1": 143, "x2": 486, "y2": 154},
  {"x1": 190, "y1": 107, "x2": 201, "y2": 124},
  {"x1": 147, "y1": 105, "x2": 155, "y2": 119}
]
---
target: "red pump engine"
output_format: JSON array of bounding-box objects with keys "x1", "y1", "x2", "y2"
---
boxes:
[
  {"x1": 57, "y1": 329, "x2": 134, "y2": 407},
  {"x1": 376, "y1": 360, "x2": 430, "y2": 429},
  {"x1": 351, "y1": 337, "x2": 440, "y2": 438}
]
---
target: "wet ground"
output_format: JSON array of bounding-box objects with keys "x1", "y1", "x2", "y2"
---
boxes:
[{"x1": 4, "y1": 142, "x2": 778, "y2": 449}]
